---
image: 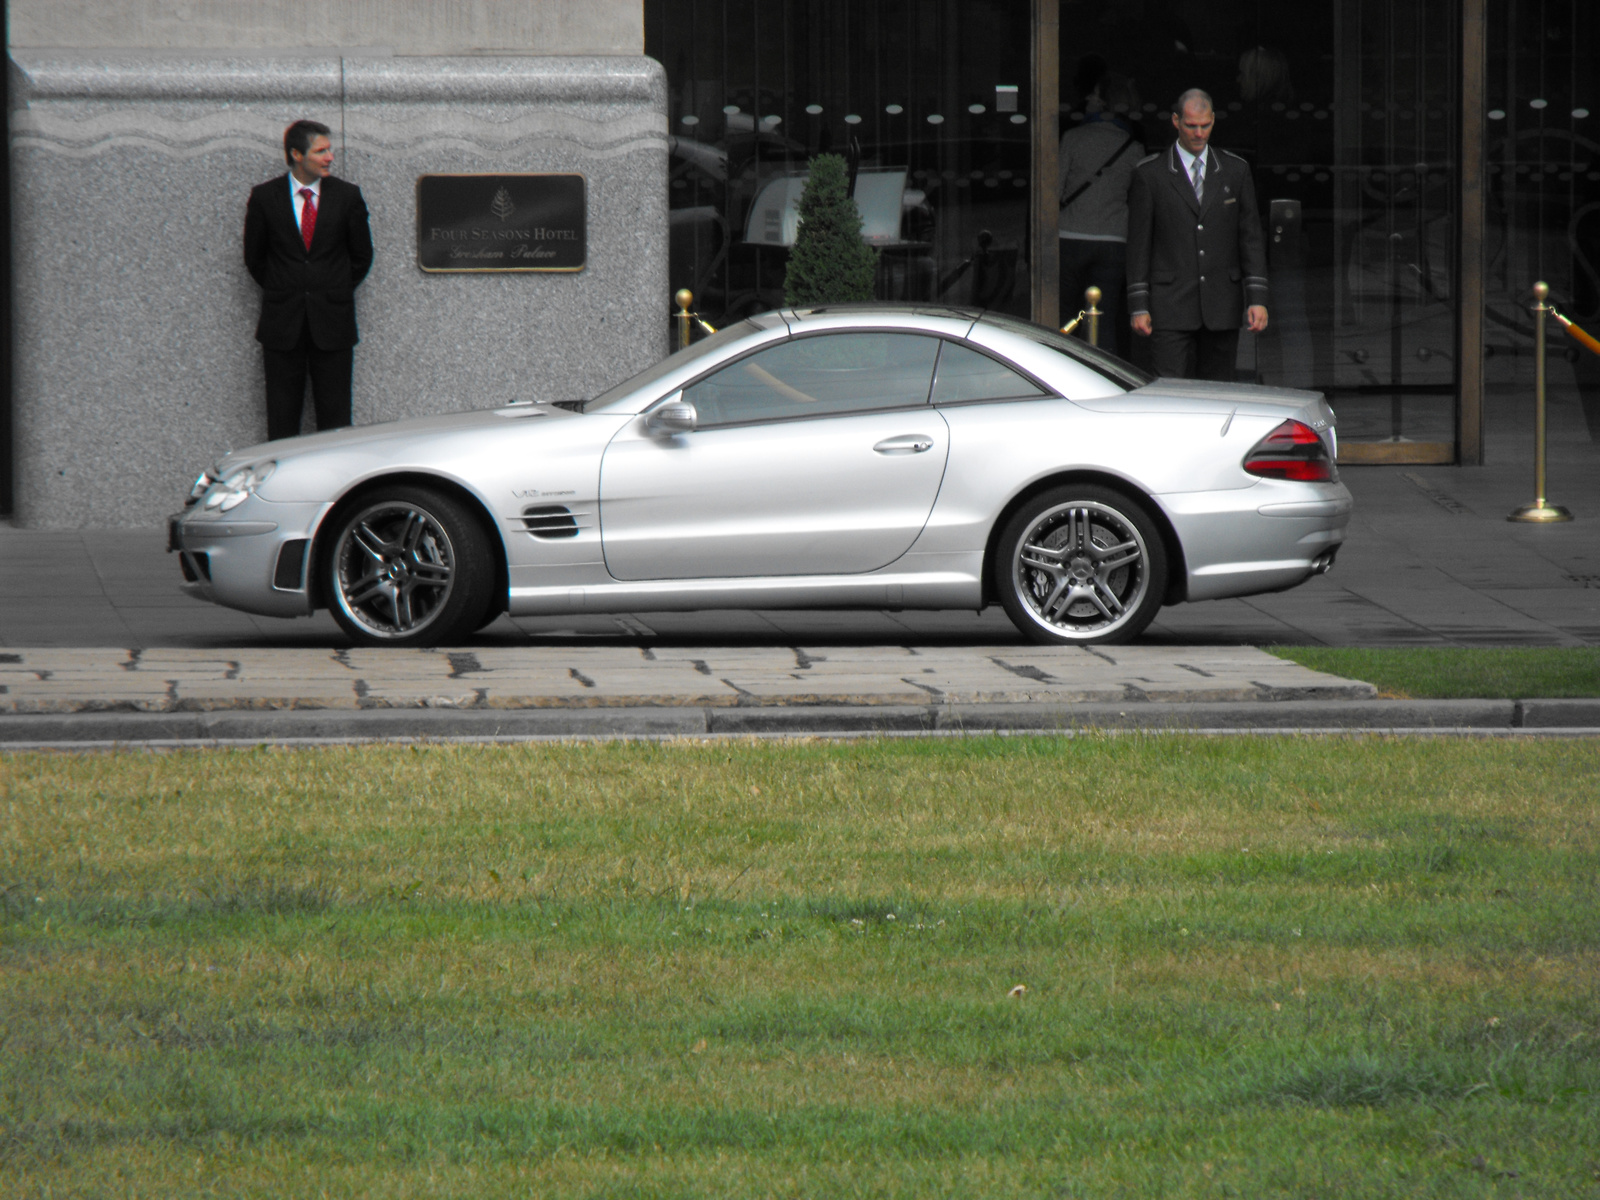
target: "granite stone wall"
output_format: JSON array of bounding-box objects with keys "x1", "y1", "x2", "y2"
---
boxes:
[
  {"x1": 8, "y1": 53, "x2": 668, "y2": 528},
  {"x1": 9, "y1": 1, "x2": 642, "y2": 56}
]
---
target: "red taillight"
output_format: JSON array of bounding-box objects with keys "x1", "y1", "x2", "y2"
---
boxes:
[{"x1": 1243, "y1": 419, "x2": 1336, "y2": 482}]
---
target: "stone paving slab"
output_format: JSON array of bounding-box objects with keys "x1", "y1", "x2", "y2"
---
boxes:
[{"x1": 0, "y1": 644, "x2": 1376, "y2": 715}]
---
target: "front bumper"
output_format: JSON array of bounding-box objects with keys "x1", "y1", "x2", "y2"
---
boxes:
[{"x1": 168, "y1": 499, "x2": 328, "y2": 618}]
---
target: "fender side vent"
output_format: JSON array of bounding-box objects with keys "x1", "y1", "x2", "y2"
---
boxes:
[{"x1": 521, "y1": 505, "x2": 581, "y2": 539}]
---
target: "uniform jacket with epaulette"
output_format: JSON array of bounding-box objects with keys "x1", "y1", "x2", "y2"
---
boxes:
[{"x1": 1126, "y1": 145, "x2": 1268, "y2": 331}]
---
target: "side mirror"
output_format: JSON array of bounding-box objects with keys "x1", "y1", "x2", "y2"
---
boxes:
[{"x1": 646, "y1": 399, "x2": 698, "y2": 435}]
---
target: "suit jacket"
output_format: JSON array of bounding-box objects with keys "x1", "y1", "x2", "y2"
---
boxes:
[
  {"x1": 1126, "y1": 145, "x2": 1268, "y2": 331},
  {"x1": 243, "y1": 173, "x2": 374, "y2": 351}
]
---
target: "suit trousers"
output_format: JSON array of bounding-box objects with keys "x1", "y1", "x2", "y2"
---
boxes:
[
  {"x1": 1059, "y1": 237, "x2": 1130, "y2": 360},
  {"x1": 1147, "y1": 326, "x2": 1241, "y2": 382},
  {"x1": 263, "y1": 325, "x2": 354, "y2": 441}
]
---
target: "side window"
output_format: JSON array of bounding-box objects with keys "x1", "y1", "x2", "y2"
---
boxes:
[
  {"x1": 683, "y1": 332, "x2": 940, "y2": 427},
  {"x1": 931, "y1": 341, "x2": 1051, "y2": 404}
]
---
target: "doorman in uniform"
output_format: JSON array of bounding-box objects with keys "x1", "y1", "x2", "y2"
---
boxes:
[{"x1": 1126, "y1": 89, "x2": 1268, "y2": 381}]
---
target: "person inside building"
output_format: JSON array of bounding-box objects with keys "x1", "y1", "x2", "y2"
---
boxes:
[{"x1": 1058, "y1": 70, "x2": 1144, "y2": 360}]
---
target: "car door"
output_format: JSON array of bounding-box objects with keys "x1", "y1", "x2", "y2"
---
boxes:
[{"x1": 599, "y1": 330, "x2": 949, "y2": 580}]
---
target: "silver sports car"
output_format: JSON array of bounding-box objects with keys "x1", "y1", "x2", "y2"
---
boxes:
[{"x1": 171, "y1": 305, "x2": 1350, "y2": 647}]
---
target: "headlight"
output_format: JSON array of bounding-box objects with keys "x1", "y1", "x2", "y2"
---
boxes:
[
  {"x1": 186, "y1": 470, "x2": 216, "y2": 505},
  {"x1": 197, "y1": 461, "x2": 276, "y2": 512}
]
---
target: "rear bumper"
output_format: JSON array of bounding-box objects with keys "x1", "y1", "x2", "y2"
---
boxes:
[{"x1": 1162, "y1": 481, "x2": 1352, "y2": 602}]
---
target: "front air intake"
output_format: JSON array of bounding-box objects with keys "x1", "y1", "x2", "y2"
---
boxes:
[
  {"x1": 179, "y1": 551, "x2": 211, "y2": 582},
  {"x1": 273, "y1": 539, "x2": 308, "y2": 590}
]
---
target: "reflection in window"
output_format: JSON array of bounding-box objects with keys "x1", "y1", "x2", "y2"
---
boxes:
[
  {"x1": 685, "y1": 332, "x2": 939, "y2": 426},
  {"x1": 647, "y1": 1, "x2": 1032, "y2": 328},
  {"x1": 931, "y1": 342, "x2": 1050, "y2": 404}
]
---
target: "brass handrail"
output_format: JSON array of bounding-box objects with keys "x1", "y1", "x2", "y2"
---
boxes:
[{"x1": 1546, "y1": 302, "x2": 1600, "y2": 358}]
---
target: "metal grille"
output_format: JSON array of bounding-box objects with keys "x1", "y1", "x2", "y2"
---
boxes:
[{"x1": 521, "y1": 505, "x2": 582, "y2": 539}]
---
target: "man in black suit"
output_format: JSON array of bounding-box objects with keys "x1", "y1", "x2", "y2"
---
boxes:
[
  {"x1": 244, "y1": 120, "x2": 374, "y2": 440},
  {"x1": 1126, "y1": 89, "x2": 1268, "y2": 381}
]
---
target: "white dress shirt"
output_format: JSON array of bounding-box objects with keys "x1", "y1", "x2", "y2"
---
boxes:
[
  {"x1": 1175, "y1": 144, "x2": 1209, "y2": 196},
  {"x1": 289, "y1": 174, "x2": 322, "y2": 235}
]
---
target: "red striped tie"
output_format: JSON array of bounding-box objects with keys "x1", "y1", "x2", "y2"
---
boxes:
[{"x1": 299, "y1": 188, "x2": 317, "y2": 250}]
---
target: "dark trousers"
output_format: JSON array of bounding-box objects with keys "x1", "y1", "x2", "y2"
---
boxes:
[
  {"x1": 1147, "y1": 326, "x2": 1241, "y2": 382},
  {"x1": 264, "y1": 326, "x2": 354, "y2": 441},
  {"x1": 1059, "y1": 237, "x2": 1130, "y2": 360}
]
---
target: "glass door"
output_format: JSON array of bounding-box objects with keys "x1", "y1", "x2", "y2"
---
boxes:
[
  {"x1": 1484, "y1": 0, "x2": 1600, "y2": 458},
  {"x1": 1326, "y1": 0, "x2": 1460, "y2": 459}
]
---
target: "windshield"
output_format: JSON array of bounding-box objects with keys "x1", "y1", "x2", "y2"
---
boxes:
[
  {"x1": 581, "y1": 320, "x2": 765, "y2": 412},
  {"x1": 977, "y1": 313, "x2": 1155, "y2": 390}
]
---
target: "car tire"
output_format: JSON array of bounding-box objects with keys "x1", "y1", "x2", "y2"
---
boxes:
[
  {"x1": 323, "y1": 486, "x2": 495, "y2": 647},
  {"x1": 994, "y1": 484, "x2": 1168, "y2": 645},
  {"x1": 473, "y1": 601, "x2": 507, "y2": 633}
]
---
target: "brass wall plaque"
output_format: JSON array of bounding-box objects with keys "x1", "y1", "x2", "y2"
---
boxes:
[{"x1": 416, "y1": 173, "x2": 586, "y2": 273}]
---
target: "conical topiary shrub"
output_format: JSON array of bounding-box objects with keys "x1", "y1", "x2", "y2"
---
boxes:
[{"x1": 783, "y1": 153, "x2": 879, "y2": 306}]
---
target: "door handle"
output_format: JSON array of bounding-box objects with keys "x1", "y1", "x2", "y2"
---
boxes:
[{"x1": 873, "y1": 435, "x2": 935, "y2": 455}]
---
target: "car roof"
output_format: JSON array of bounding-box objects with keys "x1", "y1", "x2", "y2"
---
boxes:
[{"x1": 784, "y1": 302, "x2": 982, "y2": 327}]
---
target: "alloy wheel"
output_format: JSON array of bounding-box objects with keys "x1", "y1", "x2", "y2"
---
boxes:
[
  {"x1": 332, "y1": 500, "x2": 458, "y2": 640},
  {"x1": 1009, "y1": 499, "x2": 1152, "y2": 641}
]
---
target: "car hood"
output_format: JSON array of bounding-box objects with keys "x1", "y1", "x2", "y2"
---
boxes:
[{"x1": 214, "y1": 403, "x2": 581, "y2": 472}]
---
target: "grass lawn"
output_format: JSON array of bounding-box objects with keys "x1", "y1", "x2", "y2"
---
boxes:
[
  {"x1": 2, "y1": 737, "x2": 1597, "y2": 1198},
  {"x1": 1269, "y1": 646, "x2": 1600, "y2": 699}
]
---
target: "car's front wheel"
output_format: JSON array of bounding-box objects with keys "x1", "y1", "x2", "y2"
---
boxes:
[
  {"x1": 995, "y1": 484, "x2": 1167, "y2": 645},
  {"x1": 323, "y1": 486, "x2": 494, "y2": 647}
]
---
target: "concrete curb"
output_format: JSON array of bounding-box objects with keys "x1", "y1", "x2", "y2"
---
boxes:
[{"x1": 1, "y1": 698, "x2": 1596, "y2": 745}]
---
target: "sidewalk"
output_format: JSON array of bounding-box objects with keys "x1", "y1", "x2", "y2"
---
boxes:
[{"x1": 0, "y1": 643, "x2": 1375, "y2": 715}]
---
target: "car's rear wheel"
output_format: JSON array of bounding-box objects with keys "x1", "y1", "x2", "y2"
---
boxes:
[
  {"x1": 995, "y1": 484, "x2": 1167, "y2": 645},
  {"x1": 324, "y1": 487, "x2": 494, "y2": 647}
]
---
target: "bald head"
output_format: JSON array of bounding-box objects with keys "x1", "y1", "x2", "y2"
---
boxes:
[{"x1": 1171, "y1": 88, "x2": 1215, "y2": 156}]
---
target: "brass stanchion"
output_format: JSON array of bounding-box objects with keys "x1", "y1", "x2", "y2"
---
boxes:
[
  {"x1": 1084, "y1": 286, "x2": 1102, "y2": 348},
  {"x1": 674, "y1": 288, "x2": 695, "y2": 351},
  {"x1": 1508, "y1": 282, "x2": 1574, "y2": 523},
  {"x1": 672, "y1": 288, "x2": 719, "y2": 349}
]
